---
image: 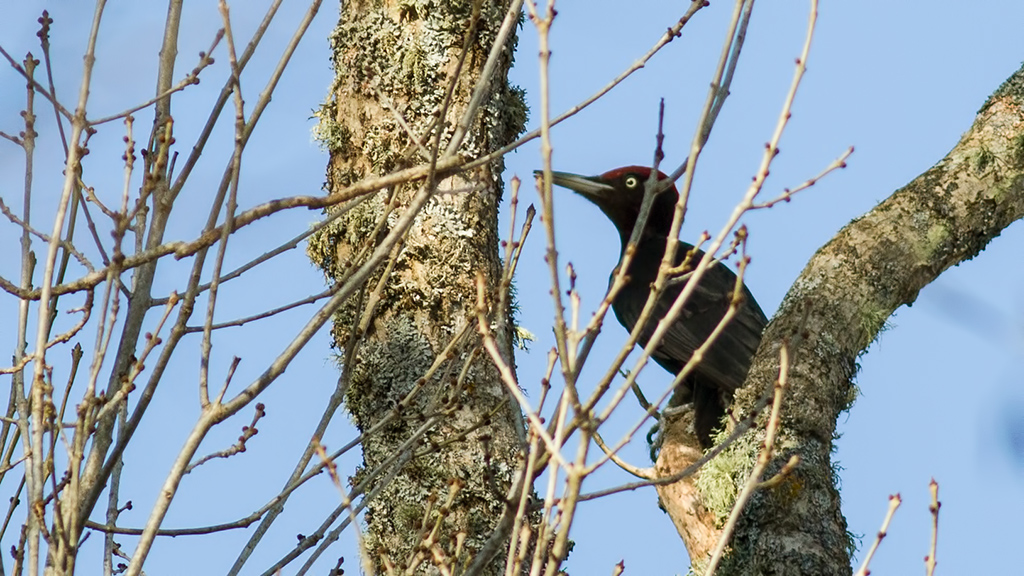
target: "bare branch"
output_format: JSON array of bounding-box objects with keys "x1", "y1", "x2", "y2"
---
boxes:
[
  {"x1": 87, "y1": 30, "x2": 225, "y2": 126},
  {"x1": 925, "y1": 479, "x2": 941, "y2": 576},
  {"x1": 853, "y1": 494, "x2": 902, "y2": 576}
]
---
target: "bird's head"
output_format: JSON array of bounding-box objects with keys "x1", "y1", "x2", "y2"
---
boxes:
[{"x1": 538, "y1": 166, "x2": 680, "y2": 244}]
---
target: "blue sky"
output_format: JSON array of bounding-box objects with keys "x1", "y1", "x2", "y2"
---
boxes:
[{"x1": 1, "y1": 1, "x2": 1022, "y2": 574}]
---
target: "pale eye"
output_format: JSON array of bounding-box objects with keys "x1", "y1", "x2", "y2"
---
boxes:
[{"x1": 624, "y1": 175, "x2": 639, "y2": 189}]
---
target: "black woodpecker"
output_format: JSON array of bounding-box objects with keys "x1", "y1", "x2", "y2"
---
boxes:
[{"x1": 542, "y1": 166, "x2": 768, "y2": 447}]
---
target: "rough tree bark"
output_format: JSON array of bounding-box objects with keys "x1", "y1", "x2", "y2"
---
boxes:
[
  {"x1": 656, "y1": 65, "x2": 1024, "y2": 573},
  {"x1": 307, "y1": 0, "x2": 527, "y2": 573}
]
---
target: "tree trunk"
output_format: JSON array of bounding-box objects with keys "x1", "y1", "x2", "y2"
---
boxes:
[
  {"x1": 308, "y1": 1, "x2": 527, "y2": 573},
  {"x1": 657, "y1": 65, "x2": 1024, "y2": 574}
]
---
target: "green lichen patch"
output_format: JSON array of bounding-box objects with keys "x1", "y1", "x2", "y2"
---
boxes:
[{"x1": 696, "y1": 430, "x2": 759, "y2": 525}]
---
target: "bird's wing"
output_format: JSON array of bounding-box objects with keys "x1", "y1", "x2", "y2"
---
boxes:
[
  {"x1": 610, "y1": 238, "x2": 769, "y2": 393},
  {"x1": 667, "y1": 262, "x2": 767, "y2": 392}
]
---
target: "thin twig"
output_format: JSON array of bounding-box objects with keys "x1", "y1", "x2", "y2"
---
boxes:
[
  {"x1": 567, "y1": 368, "x2": 776, "y2": 504},
  {"x1": 0, "y1": 43, "x2": 74, "y2": 120},
  {"x1": 528, "y1": 0, "x2": 577, "y2": 415},
  {"x1": 88, "y1": 30, "x2": 224, "y2": 126},
  {"x1": 925, "y1": 479, "x2": 940, "y2": 576},
  {"x1": 0, "y1": 197, "x2": 95, "y2": 272},
  {"x1": 462, "y1": 0, "x2": 708, "y2": 174},
  {"x1": 702, "y1": 343, "x2": 792, "y2": 576},
  {"x1": 853, "y1": 494, "x2": 902, "y2": 576},
  {"x1": 752, "y1": 147, "x2": 853, "y2": 209},
  {"x1": 476, "y1": 274, "x2": 569, "y2": 469},
  {"x1": 445, "y1": 0, "x2": 525, "y2": 155},
  {"x1": 183, "y1": 288, "x2": 336, "y2": 333},
  {"x1": 185, "y1": 398, "x2": 262, "y2": 473},
  {"x1": 591, "y1": 431, "x2": 653, "y2": 480},
  {"x1": 570, "y1": 101, "x2": 672, "y2": 385},
  {"x1": 26, "y1": 2, "x2": 108, "y2": 572},
  {"x1": 198, "y1": 0, "x2": 247, "y2": 407}
]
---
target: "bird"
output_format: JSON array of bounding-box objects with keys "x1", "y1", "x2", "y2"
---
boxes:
[{"x1": 541, "y1": 166, "x2": 768, "y2": 447}]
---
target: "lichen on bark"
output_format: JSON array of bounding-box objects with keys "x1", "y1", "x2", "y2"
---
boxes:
[{"x1": 307, "y1": 1, "x2": 528, "y2": 573}]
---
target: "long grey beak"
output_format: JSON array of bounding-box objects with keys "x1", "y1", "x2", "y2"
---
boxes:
[{"x1": 533, "y1": 170, "x2": 615, "y2": 200}]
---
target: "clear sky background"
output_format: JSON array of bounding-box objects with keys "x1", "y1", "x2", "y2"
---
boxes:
[{"x1": 1, "y1": 1, "x2": 1023, "y2": 575}]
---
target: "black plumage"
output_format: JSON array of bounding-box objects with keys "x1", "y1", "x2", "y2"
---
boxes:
[{"x1": 545, "y1": 166, "x2": 768, "y2": 446}]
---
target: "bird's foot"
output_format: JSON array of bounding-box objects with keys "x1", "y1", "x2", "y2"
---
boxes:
[{"x1": 647, "y1": 402, "x2": 697, "y2": 461}]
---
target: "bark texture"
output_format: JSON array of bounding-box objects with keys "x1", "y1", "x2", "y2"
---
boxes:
[
  {"x1": 654, "y1": 414, "x2": 720, "y2": 562},
  {"x1": 309, "y1": 1, "x2": 527, "y2": 573},
  {"x1": 658, "y1": 65, "x2": 1024, "y2": 573}
]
